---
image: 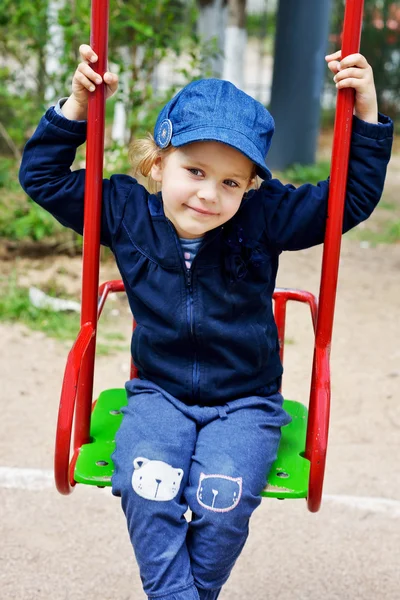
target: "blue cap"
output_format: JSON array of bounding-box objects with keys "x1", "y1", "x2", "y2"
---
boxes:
[{"x1": 154, "y1": 79, "x2": 274, "y2": 180}]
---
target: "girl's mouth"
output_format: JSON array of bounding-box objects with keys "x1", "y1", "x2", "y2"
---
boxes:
[{"x1": 187, "y1": 205, "x2": 217, "y2": 216}]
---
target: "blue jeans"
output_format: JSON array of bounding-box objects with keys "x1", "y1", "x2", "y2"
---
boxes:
[{"x1": 112, "y1": 379, "x2": 290, "y2": 600}]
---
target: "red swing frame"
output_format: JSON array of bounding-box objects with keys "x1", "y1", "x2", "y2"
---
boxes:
[{"x1": 54, "y1": 0, "x2": 365, "y2": 512}]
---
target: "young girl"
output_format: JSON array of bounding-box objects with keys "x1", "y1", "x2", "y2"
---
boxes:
[{"x1": 19, "y1": 45, "x2": 392, "y2": 600}]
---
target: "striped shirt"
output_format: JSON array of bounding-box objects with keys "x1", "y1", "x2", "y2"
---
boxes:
[{"x1": 180, "y1": 237, "x2": 203, "y2": 269}]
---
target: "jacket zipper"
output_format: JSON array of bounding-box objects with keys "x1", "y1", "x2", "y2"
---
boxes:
[
  {"x1": 185, "y1": 266, "x2": 200, "y2": 399},
  {"x1": 168, "y1": 222, "x2": 221, "y2": 402}
]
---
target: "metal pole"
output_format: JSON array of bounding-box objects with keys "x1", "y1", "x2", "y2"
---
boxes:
[
  {"x1": 73, "y1": 0, "x2": 109, "y2": 453},
  {"x1": 306, "y1": 0, "x2": 365, "y2": 512}
]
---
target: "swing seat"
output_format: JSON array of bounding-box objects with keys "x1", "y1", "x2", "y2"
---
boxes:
[
  {"x1": 74, "y1": 388, "x2": 310, "y2": 499},
  {"x1": 57, "y1": 285, "x2": 323, "y2": 509}
]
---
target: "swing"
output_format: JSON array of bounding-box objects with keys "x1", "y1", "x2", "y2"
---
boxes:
[{"x1": 54, "y1": 0, "x2": 365, "y2": 512}]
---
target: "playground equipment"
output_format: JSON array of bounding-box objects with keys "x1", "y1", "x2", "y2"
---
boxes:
[{"x1": 54, "y1": 0, "x2": 365, "y2": 512}]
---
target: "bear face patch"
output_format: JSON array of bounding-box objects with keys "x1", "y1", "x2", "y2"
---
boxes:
[
  {"x1": 197, "y1": 473, "x2": 242, "y2": 513},
  {"x1": 132, "y1": 457, "x2": 184, "y2": 501}
]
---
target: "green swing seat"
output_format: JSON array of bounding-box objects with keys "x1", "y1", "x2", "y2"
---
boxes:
[{"x1": 74, "y1": 388, "x2": 310, "y2": 499}]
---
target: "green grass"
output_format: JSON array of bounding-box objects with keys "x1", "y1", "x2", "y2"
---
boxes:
[
  {"x1": 279, "y1": 161, "x2": 331, "y2": 185},
  {"x1": 378, "y1": 201, "x2": 397, "y2": 212},
  {"x1": 0, "y1": 275, "x2": 80, "y2": 341},
  {"x1": 346, "y1": 219, "x2": 400, "y2": 245},
  {"x1": 0, "y1": 276, "x2": 128, "y2": 354},
  {"x1": 96, "y1": 342, "x2": 127, "y2": 356}
]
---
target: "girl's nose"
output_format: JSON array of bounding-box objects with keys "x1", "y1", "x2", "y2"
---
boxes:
[{"x1": 197, "y1": 182, "x2": 217, "y2": 202}]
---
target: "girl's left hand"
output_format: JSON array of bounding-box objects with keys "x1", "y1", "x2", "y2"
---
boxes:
[{"x1": 325, "y1": 51, "x2": 378, "y2": 124}]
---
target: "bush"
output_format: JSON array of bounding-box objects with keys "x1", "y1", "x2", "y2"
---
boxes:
[{"x1": 281, "y1": 161, "x2": 331, "y2": 185}]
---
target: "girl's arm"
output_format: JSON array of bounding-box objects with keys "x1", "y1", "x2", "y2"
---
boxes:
[
  {"x1": 19, "y1": 106, "x2": 134, "y2": 248},
  {"x1": 19, "y1": 44, "x2": 131, "y2": 248},
  {"x1": 260, "y1": 53, "x2": 393, "y2": 251}
]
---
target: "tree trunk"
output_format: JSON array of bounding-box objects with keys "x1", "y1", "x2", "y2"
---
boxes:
[
  {"x1": 112, "y1": 46, "x2": 131, "y2": 146},
  {"x1": 268, "y1": 0, "x2": 332, "y2": 169},
  {"x1": 223, "y1": 0, "x2": 246, "y2": 89},
  {"x1": 197, "y1": 0, "x2": 228, "y2": 78},
  {"x1": 45, "y1": 0, "x2": 65, "y2": 105}
]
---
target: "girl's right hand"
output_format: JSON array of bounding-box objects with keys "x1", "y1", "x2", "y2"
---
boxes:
[{"x1": 62, "y1": 44, "x2": 119, "y2": 121}]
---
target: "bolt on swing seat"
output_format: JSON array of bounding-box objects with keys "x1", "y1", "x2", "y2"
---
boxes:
[{"x1": 55, "y1": 0, "x2": 364, "y2": 513}]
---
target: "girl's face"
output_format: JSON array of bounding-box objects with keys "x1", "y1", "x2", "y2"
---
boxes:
[{"x1": 151, "y1": 141, "x2": 255, "y2": 239}]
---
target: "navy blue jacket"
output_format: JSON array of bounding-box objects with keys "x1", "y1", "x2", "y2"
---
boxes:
[{"x1": 19, "y1": 107, "x2": 393, "y2": 405}]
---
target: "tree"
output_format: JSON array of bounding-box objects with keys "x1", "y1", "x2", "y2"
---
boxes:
[
  {"x1": 197, "y1": 0, "x2": 227, "y2": 77},
  {"x1": 268, "y1": 0, "x2": 332, "y2": 169},
  {"x1": 0, "y1": 0, "x2": 50, "y2": 147},
  {"x1": 223, "y1": 0, "x2": 246, "y2": 89},
  {"x1": 0, "y1": 0, "x2": 213, "y2": 147},
  {"x1": 59, "y1": 0, "x2": 213, "y2": 141},
  {"x1": 45, "y1": 0, "x2": 66, "y2": 104}
]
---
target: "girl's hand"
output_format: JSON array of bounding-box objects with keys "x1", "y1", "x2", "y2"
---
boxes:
[
  {"x1": 62, "y1": 44, "x2": 119, "y2": 121},
  {"x1": 325, "y1": 51, "x2": 378, "y2": 124}
]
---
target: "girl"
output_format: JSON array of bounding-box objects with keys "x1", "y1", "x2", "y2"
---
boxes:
[{"x1": 19, "y1": 45, "x2": 392, "y2": 600}]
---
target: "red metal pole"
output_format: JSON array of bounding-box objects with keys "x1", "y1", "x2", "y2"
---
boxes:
[
  {"x1": 73, "y1": 0, "x2": 109, "y2": 453},
  {"x1": 306, "y1": 0, "x2": 364, "y2": 512},
  {"x1": 55, "y1": 322, "x2": 95, "y2": 494},
  {"x1": 273, "y1": 289, "x2": 318, "y2": 396},
  {"x1": 273, "y1": 294, "x2": 287, "y2": 367}
]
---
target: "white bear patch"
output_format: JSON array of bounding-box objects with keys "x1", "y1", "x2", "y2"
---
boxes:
[{"x1": 131, "y1": 457, "x2": 184, "y2": 501}]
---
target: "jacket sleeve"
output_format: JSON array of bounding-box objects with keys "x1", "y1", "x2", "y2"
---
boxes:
[
  {"x1": 259, "y1": 113, "x2": 393, "y2": 251},
  {"x1": 19, "y1": 106, "x2": 137, "y2": 249}
]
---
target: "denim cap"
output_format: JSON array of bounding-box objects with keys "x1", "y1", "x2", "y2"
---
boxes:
[{"x1": 154, "y1": 79, "x2": 274, "y2": 180}]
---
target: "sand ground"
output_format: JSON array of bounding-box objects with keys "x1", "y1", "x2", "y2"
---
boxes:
[{"x1": 1, "y1": 231, "x2": 399, "y2": 599}]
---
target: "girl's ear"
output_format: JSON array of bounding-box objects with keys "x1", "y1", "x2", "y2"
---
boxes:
[
  {"x1": 151, "y1": 156, "x2": 163, "y2": 183},
  {"x1": 246, "y1": 177, "x2": 257, "y2": 192}
]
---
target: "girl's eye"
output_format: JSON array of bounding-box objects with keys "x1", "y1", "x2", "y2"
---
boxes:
[
  {"x1": 224, "y1": 180, "x2": 239, "y2": 188},
  {"x1": 188, "y1": 168, "x2": 203, "y2": 177}
]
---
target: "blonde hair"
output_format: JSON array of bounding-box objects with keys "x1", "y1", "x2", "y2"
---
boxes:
[
  {"x1": 129, "y1": 133, "x2": 174, "y2": 193},
  {"x1": 129, "y1": 133, "x2": 259, "y2": 193}
]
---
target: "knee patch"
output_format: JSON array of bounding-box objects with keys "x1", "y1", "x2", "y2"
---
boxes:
[
  {"x1": 197, "y1": 473, "x2": 243, "y2": 513},
  {"x1": 132, "y1": 456, "x2": 184, "y2": 501}
]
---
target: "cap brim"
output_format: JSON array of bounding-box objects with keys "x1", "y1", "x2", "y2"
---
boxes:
[{"x1": 171, "y1": 127, "x2": 272, "y2": 181}]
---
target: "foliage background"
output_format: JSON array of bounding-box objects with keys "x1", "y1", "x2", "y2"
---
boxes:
[
  {"x1": 0, "y1": 0, "x2": 398, "y2": 249},
  {"x1": 0, "y1": 0, "x2": 216, "y2": 246}
]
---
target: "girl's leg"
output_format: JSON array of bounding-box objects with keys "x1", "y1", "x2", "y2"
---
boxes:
[
  {"x1": 111, "y1": 380, "x2": 199, "y2": 600},
  {"x1": 184, "y1": 393, "x2": 290, "y2": 599}
]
